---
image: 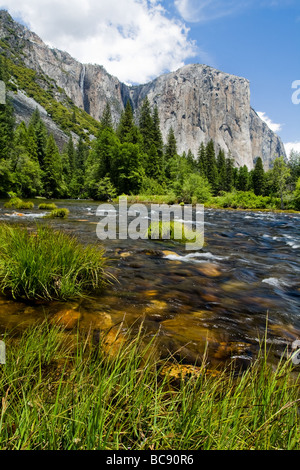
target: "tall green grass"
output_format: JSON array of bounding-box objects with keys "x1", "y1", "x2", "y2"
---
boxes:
[
  {"x1": 0, "y1": 224, "x2": 110, "y2": 301},
  {"x1": 0, "y1": 322, "x2": 299, "y2": 450},
  {"x1": 45, "y1": 208, "x2": 70, "y2": 218},
  {"x1": 38, "y1": 203, "x2": 58, "y2": 211}
]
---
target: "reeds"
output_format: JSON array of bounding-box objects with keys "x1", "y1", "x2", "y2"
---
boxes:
[
  {"x1": 0, "y1": 322, "x2": 299, "y2": 450},
  {"x1": 0, "y1": 224, "x2": 110, "y2": 301}
]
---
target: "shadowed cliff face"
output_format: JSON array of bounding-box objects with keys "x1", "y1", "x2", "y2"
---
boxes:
[{"x1": 0, "y1": 10, "x2": 286, "y2": 169}]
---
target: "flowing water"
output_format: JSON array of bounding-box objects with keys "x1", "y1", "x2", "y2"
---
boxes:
[{"x1": 0, "y1": 199, "x2": 300, "y2": 369}]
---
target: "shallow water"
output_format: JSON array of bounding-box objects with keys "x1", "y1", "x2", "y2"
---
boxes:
[{"x1": 0, "y1": 199, "x2": 299, "y2": 368}]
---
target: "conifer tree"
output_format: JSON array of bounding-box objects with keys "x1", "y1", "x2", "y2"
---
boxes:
[
  {"x1": 67, "y1": 135, "x2": 76, "y2": 173},
  {"x1": 225, "y1": 157, "x2": 235, "y2": 192},
  {"x1": 100, "y1": 103, "x2": 113, "y2": 131},
  {"x1": 43, "y1": 134, "x2": 63, "y2": 198},
  {"x1": 216, "y1": 149, "x2": 226, "y2": 192},
  {"x1": 0, "y1": 96, "x2": 15, "y2": 160},
  {"x1": 164, "y1": 127, "x2": 177, "y2": 179},
  {"x1": 146, "y1": 143, "x2": 161, "y2": 180},
  {"x1": 117, "y1": 100, "x2": 140, "y2": 145},
  {"x1": 252, "y1": 157, "x2": 265, "y2": 195},
  {"x1": 197, "y1": 142, "x2": 206, "y2": 176},
  {"x1": 29, "y1": 111, "x2": 48, "y2": 168},
  {"x1": 152, "y1": 105, "x2": 164, "y2": 159},
  {"x1": 75, "y1": 136, "x2": 88, "y2": 172},
  {"x1": 237, "y1": 165, "x2": 249, "y2": 191},
  {"x1": 205, "y1": 140, "x2": 218, "y2": 194},
  {"x1": 139, "y1": 97, "x2": 154, "y2": 154}
]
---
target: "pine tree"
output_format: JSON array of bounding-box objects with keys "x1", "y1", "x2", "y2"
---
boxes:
[
  {"x1": 29, "y1": 111, "x2": 48, "y2": 167},
  {"x1": 75, "y1": 136, "x2": 88, "y2": 172},
  {"x1": 237, "y1": 165, "x2": 249, "y2": 191},
  {"x1": 11, "y1": 122, "x2": 42, "y2": 197},
  {"x1": 117, "y1": 100, "x2": 141, "y2": 145},
  {"x1": 216, "y1": 149, "x2": 226, "y2": 192},
  {"x1": 152, "y1": 106, "x2": 164, "y2": 159},
  {"x1": 225, "y1": 157, "x2": 235, "y2": 192},
  {"x1": 164, "y1": 127, "x2": 177, "y2": 179},
  {"x1": 270, "y1": 156, "x2": 290, "y2": 209},
  {"x1": 67, "y1": 135, "x2": 76, "y2": 173},
  {"x1": 186, "y1": 149, "x2": 196, "y2": 172},
  {"x1": 197, "y1": 142, "x2": 206, "y2": 176},
  {"x1": 139, "y1": 97, "x2": 154, "y2": 154},
  {"x1": 205, "y1": 140, "x2": 218, "y2": 194},
  {"x1": 147, "y1": 143, "x2": 161, "y2": 180},
  {"x1": 43, "y1": 134, "x2": 63, "y2": 198},
  {"x1": 0, "y1": 96, "x2": 15, "y2": 160},
  {"x1": 252, "y1": 157, "x2": 265, "y2": 195},
  {"x1": 100, "y1": 103, "x2": 113, "y2": 131}
]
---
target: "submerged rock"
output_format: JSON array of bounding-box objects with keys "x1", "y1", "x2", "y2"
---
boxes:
[
  {"x1": 195, "y1": 263, "x2": 221, "y2": 277},
  {"x1": 51, "y1": 309, "x2": 81, "y2": 330}
]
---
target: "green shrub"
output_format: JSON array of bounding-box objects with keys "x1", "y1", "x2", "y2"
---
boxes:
[
  {"x1": 0, "y1": 224, "x2": 111, "y2": 301},
  {"x1": 38, "y1": 203, "x2": 58, "y2": 210},
  {"x1": 212, "y1": 191, "x2": 281, "y2": 210}
]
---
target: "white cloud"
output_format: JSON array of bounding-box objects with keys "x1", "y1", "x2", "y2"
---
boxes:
[
  {"x1": 257, "y1": 111, "x2": 282, "y2": 134},
  {"x1": 1, "y1": 0, "x2": 197, "y2": 84},
  {"x1": 174, "y1": 0, "x2": 294, "y2": 23},
  {"x1": 284, "y1": 142, "x2": 300, "y2": 158},
  {"x1": 174, "y1": 0, "x2": 246, "y2": 23}
]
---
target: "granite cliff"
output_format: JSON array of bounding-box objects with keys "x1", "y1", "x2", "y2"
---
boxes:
[{"x1": 0, "y1": 10, "x2": 285, "y2": 168}]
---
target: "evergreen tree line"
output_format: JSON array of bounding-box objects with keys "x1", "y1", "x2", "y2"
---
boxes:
[{"x1": 0, "y1": 84, "x2": 300, "y2": 206}]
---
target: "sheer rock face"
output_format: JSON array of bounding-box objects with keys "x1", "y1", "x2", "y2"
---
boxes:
[
  {"x1": 131, "y1": 65, "x2": 254, "y2": 168},
  {"x1": 0, "y1": 10, "x2": 286, "y2": 169}
]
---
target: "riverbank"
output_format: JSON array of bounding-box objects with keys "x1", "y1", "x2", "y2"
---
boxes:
[
  {"x1": 0, "y1": 321, "x2": 299, "y2": 450},
  {"x1": 113, "y1": 193, "x2": 300, "y2": 214}
]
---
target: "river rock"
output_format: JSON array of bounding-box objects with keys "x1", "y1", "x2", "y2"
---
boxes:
[
  {"x1": 195, "y1": 263, "x2": 221, "y2": 277},
  {"x1": 81, "y1": 311, "x2": 112, "y2": 330},
  {"x1": 51, "y1": 308, "x2": 81, "y2": 329},
  {"x1": 143, "y1": 299, "x2": 168, "y2": 316}
]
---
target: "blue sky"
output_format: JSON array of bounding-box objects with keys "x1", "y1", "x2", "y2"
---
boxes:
[
  {"x1": 1, "y1": 0, "x2": 300, "y2": 153},
  {"x1": 167, "y1": 0, "x2": 300, "y2": 154}
]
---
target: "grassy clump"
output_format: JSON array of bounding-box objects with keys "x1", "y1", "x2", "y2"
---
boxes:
[
  {"x1": 0, "y1": 322, "x2": 299, "y2": 450},
  {"x1": 119, "y1": 193, "x2": 178, "y2": 205},
  {"x1": 4, "y1": 197, "x2": 34, "y2": 210},
  {"x1": 46, "y1": 208, "x2": 70, "y2": 218},
  {"x1": 0, "y1": 224, "x2": 110, "y2": 301},
  {"x1": 147, "y1": 220, "x2": 201, "y2": 246},
  {"x1": 38, "y1": 203, "x2": 57, "y2": 211}
]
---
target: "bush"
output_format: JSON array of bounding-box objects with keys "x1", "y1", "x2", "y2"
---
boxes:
[
  {"x1": 0, "y1": 224, "x2": 111, "y2": 301},
  {"x1": 213, "y1": 191, "x2": 281, "y2": 210},
  {"x1": 38, "y1": 203, "x2": 58, "y2": 210},
  {"x1": 177, "y1": 173, "x2": 212, "y2": 203}
]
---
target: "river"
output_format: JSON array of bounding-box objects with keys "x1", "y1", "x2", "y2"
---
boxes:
[{"x1": 0, "y1": 199, "x2": 299, "y2": 369}]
